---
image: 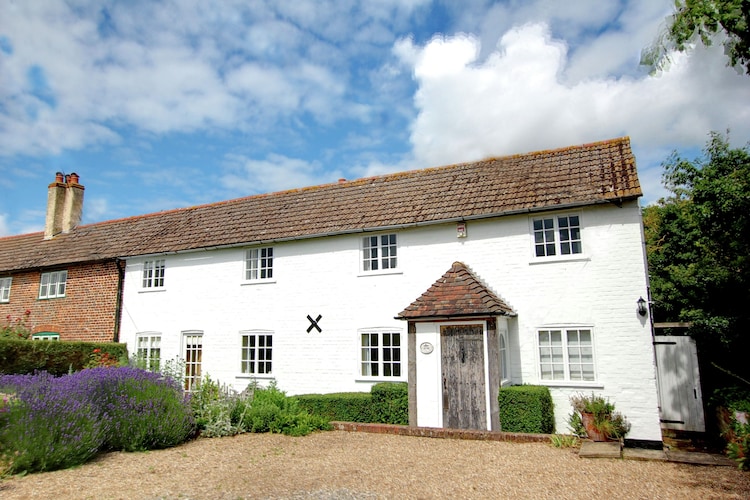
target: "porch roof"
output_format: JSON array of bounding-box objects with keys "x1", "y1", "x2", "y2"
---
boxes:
[{"x1": 396, "y1": 261, "x2": 515, "y2": 320}]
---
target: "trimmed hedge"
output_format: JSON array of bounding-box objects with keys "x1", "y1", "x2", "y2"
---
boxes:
[
  {"x1": 295, "y1": 392, "x2": 375, "y2": 423},
  {"x1": 371, "y1": 382, "x2": 408, "y2": 425},
  {"x1": 498, "y1": 385, "x2": 554, "y2": 434},
  {"x1": 0, "y1": 339, "x2": 127, "y2": 375}
]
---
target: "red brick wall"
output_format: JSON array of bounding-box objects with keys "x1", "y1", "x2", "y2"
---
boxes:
[{"x1": 0, "y1": 260, "x2": 121, "y2": 342}]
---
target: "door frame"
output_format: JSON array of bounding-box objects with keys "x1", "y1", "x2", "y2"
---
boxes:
[{"x1": 436, "y1": 320, "x2": 491, "y2": 430}]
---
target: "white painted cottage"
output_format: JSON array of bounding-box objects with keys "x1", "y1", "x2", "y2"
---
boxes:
[{"x1": 117, "y1": 137, "x2": 662, "y2": 442}]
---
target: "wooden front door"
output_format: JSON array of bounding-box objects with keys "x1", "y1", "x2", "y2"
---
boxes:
[{"x1": 441, "y1": 324, "x2": 487, "y2": 429}]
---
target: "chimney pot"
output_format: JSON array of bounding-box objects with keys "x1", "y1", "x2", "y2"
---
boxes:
[
  {"x1": 338, "y1": 178, "x2": 346, "y2": 183},
  {"x1": 69, "y1": 172, "x2": 80, "y2": 185},
  {"x1": 55, "y1": 172, "x2": 64, "y2": 183}
]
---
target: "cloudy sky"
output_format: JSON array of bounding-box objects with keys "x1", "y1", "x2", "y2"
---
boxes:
[{"x1": 1, "y1": 0, "x2": 748, "y2": 237}]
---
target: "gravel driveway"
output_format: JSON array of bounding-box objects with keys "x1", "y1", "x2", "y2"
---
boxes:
[{"x1": 1, "y1": 430, "x2": 748, "y2": 499}]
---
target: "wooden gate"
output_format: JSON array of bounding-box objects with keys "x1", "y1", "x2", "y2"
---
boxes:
[
  {"x1": 654, "y1": 335, "x2": 705, "y2": 432},
  {"x1": 441, "y1": 324, "x2": 486, "y2": 429}
]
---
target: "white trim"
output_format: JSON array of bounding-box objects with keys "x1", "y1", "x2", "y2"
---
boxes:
[
  {"x1": 359, "y1": 232, "x2": 399, "y2": 274},
  {"x1": 238, "y1": 329, "x2": 274, "y2": 377},
  {"x1": 0, "y1": 276, "x2": 11, "y2": 303},
  {"x1": 535, "y1": 325, "x2": 597, "y2": 383},
  {"x1": 528, "y1": 210, "x2": 585, "y2": 260},
  {"x1": 357, "y1": 327, "x2": 405, "y2": 381}
]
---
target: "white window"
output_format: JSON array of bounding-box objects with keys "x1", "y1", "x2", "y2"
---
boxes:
[
  {"x1": 39, "y1": 270, "x2": 67, "y2": 299},
  {"x1": 360, "y1": 330, "x2": 402, "y2": 378},
  {"x1": 362, "y1": 234, "x2": 397, "y2": 272},
  {"x1": 142, "y1": 260, "x2": 165, "y2": 288},
  {"x1": 499, "y1": 330, "x2": 509, "y2": 383},
  {"x1": 183, "y1": 331, "x2": 203, "y2": 392},
  {"x1": 240, "y1": 331, "x2": 273, "y2": 375},
  {"x1": 32, "y1": 332, "x2": 60, "y2": 341},
  {"x1": 0, "y1": 277, "x2": 11, "y2": 303},
  {"x1": 538, "y1": 328, "x2": 595, "y2": 381},
  {"x1": 245, "y1": 248, "x2": 273, "y2": 280},
  {"x1": 137, "y1": 333, "x2": 161, "y2": 371},
  {"x1": 532, "y1": 214, "x2": 582, "y2": 257}
]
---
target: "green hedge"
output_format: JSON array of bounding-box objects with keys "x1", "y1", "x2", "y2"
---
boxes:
[
  {"x1": 0, "y1": 339, "x2": 128, "y2": 375},
  {"x1": 498, "y1": 385, "x2": 554, "y2": 434},
  {"x1": 295, "y1": 392, "x2": 375, "y2": 422},
  {"x1": 295, "y1": 382, "x2": 409, "y2": 425}
]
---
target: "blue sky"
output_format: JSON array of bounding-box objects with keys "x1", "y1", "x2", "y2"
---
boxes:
[{"x1": 1, "y1": 0, "x2": 749, "y2": 237}]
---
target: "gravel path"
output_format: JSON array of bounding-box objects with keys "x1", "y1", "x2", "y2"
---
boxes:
[{"x1": 1, "y1": 430, "x2": 748, "y2": 499}]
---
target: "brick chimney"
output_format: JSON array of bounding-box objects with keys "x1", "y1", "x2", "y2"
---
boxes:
[{"x1": 44, "y1": 172, "x2": 85, "y2": 239}]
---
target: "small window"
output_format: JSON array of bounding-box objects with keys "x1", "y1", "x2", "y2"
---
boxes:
[
  {"x1": 142, "y1": 260, "x2": 165, "y2": 288},
  {"x1": 0, "y1": 277, "x2": 11, "y2": 303},
  {"x1": 538, "y1": 328, "x2": 595, "y2": 382},
  {"x1": 245, "y1": 248, "x2": 273, "y2": 281},
  {"x1": 532, "y1": 214, "x2": 582, "y2": 257},
  {"x1": 136, "y1": 333, "x2": 161, "y2": 371},
  {"x1": 362, "y1": 234, "x2": 397, "y2": 272},
  {"x1": 360, "y1": 330, "x2": 402, "y2": 378},
  {"x1": 240, "y1": 331, "x2": 273, "y2": 375},
  {"x1": 39, "y1": 270, "x2": 67, "y2": 299},
  {"x1": 499, "y1": 330, "x2": 509, "y2": 382},
  {"x1": 183, "y1": 331, "x2": 203, "y2": 392},
  {"x1": 32, "y1": 332, "x2": 60, "y2": 341}
]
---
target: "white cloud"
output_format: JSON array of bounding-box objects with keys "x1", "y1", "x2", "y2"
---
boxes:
[{"x1": 220, "y1": 153, "x2": 343, "y2": 195}]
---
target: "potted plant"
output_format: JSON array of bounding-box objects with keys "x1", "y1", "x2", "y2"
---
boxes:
[{"x1": 569, "y1": 393, "x2": 630, "y2": 442}]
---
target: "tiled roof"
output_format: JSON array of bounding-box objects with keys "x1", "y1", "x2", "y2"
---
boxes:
[
  {"x1": 0, "y1": 137, "x2": 640, "y2": 272},
  {"x1": 396, "y1": 262, "x2": 515, "y2": 319}
]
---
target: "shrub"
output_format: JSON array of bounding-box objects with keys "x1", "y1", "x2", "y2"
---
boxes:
[
  {"x1": 190, "y1": 375, "x2": 251, "y2": 437},
  {"x1": 0, "y1": 310, "x2": 32, "y2": 340},
  {"x1": 371, "y1": 382, "x2": 408, "y2": 425},
  {"x1": 712, "y1": 387, "x2": 750, "y2": 470},
  {"x1": 244, "y1": 382, "x2": 330, "y2": 436},
  {"x1": 498, "y1": 385, "x2": 554, "y2": 434},
  {"x1": 295, "y1": 392, "x2": 375, "y2": 422},
  {"x1": 0, "y1": 340, "x2": 128, "y2": 375},
  {"x1": 569, "y1": 392, "x2": 630, "y2": 440}
]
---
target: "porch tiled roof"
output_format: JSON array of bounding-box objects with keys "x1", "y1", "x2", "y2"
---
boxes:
[
  {"x1": 396, "y1": 262, "x2": 514, "y2": 319},
  {"x1": 0, "y1": 137, "x2": 640, "y2": 272}
]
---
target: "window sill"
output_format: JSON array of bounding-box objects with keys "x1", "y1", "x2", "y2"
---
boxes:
[
  {"x1": 38, "y1": 296, "x2": 66, "y2": 300},
  {"x1": 138, "y1": 288, "x2": 167, "y2": 294},
  {"x1": 236, "y1": 373, "x2": 274, "y2": 380},
  {"x1": 355, "y1": 376, "x2": 407, "y2": 383},
  {"x1": 357, "y1": 269, "x2": 403, "y2": 278},
  {"x1": 529, "y1": 254, "x2": 590, "y2": 266},
  {"x1": 240, "y1": 279, "x2": 277, "y2": 286},
  {"x1": 538, "y1": 380, "x2": 604, "y2": 389}
]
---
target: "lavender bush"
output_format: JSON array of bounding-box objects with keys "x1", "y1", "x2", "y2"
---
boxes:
[{"x1": 0, "y1": 367, "x2": 195, "y2": 474}]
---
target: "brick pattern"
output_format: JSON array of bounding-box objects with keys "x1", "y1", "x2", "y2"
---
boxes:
[
  {"x1": 330, "y1": 421, "x2": 551, "y2": 443},
  {"x1": 0, "y1": 137, "x2": 640, "y2": 272},
  {"x1": 0, "y1": 260, "x2": 120, "y2": 342}
]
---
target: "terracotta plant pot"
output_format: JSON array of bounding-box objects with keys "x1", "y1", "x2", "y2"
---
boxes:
[{"x1": 581, "y1": 412, "x2": 608, "y2": 442}]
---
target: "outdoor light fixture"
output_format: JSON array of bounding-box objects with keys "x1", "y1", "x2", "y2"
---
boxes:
[{"x1": 637, "y1": 297, "x2": 648, "y2": 317}]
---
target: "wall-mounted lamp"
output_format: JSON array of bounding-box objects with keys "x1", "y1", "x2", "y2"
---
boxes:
[{"x1": 637, "y1": 296, "x2": 648, "y2": 317}]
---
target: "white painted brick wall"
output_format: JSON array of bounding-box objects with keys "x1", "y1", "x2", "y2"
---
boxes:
[{"x1": 119, "y1": 200, "x2": 662, "y2": 441}]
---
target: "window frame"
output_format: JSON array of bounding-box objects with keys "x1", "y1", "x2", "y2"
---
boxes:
[
  {"x1": 499, "y1": 329, "x2": 510, "y2": 385},
  {"x1": 0, "y1": 277, "x2": 11, "y2": 303},
  {"x1": 142, "y1": 259, "x2": 166, "y2": 289},
  {"x1": 32, "y1": 332, "x2": 60, "y2": 341},
  {"x1": 361, "y1": 233, "x2": 399, "y2": 274},
  {"x1": 136, "y1": 332, "x2": 162, "y2": 371},
  {"x1": 239, "y1": 330, "x2": 273, "y2": 376},
  {"x1": 244, "y1": 247, "x2": 274, "y2": 282},
  {"x1": 38, "y1": 270, "x2": 68, "y2": 299},
  {"x1": 530, "y1": 212, "x2": 584, "y2": 259},
  {"x1": 358, "y1": 328, "x2": 404, "y2": 380},
  {"x1": 182, "y1": 330, "x2": 203, "y2": 392},
  {"x1": 537, "y1": 327, "x2": 597, "y2": 384}
]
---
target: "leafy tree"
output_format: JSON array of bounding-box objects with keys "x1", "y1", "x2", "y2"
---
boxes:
[
  {"x1": 644, "y1": 132, "x2": 750, "y2": 387},
  {"x1": 642, "y1": 0, "x2": 750, "y2": 74}
]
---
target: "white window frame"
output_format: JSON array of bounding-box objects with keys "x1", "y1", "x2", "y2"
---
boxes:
[
  {"x1": 142, "y1": 259, "x2": 166, "y2": 289},
  {"x1": 361, "y1": 233, "x2": 399, "y2": 274},
  {"x1": 0, "y1": 277, "x2": 11, "y2": 303},
  {"x1": 183, "y1": 331, "x2": 203, "y2": 392},
  {"x1": 499, "y1": 329, "x2": 510, "y2": 385},
  {"x1": 531, "y1": 213, "x2": 583, "y2": 259},
  {"x1": 358, "y1": 328, "x2": 404, "y2": 379},
  {"x1": 537, "y1": 327, "x2": 596, "y2": 383},
  {"x1": 136, "y1": 332, "x2": 162, "y2": 371},
  {"x1": 239, "y1": 330, "x2": 273, "y2": 376},
  {"x1": 39, "y1": 270, "x2": 68, "y2": 299},
  {"x1": 32, "y1": 332, "x2": 60, "y2": 341},
  {"x1": 244, "y1": 247, "x2": 274, "y2": 282}
]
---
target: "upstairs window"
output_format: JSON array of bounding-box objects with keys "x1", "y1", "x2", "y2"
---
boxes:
[
  {"x1": 240, "y1": 331, "x2": 273, "y2": 375},
  {"x1": 39, "y1": 270, "x2": 67, "y2": 299},
  {"x1": 362, "y1": 234, "x2": 397, "y2": 272},
  {"x1": 0, "y1": 277, "x2": 11, "y2": 303},
  {"x1": 532, "y1": 214, "x2": 582, "y2": 257},
  {"x1": 245, "y1": 248, "x2": 273, "y2": 281},
  {"x1": 143, "y1": 260, "x2": 165, "y2": 288},
  {"x1": 360, "y1": 330, "x2": 402, "y2": 378}
]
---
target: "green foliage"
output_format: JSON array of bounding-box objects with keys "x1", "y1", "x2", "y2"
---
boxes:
[
  {"x1": 371, "y1": 382, "x2": 408, "y2": 425},
  {"x1": 498, "y1": 385, "x2": 554, "y2": 434},
  {"x1": 0, "y1": 339, "x2": 128, "y2": 375},
  {"x1": 569, "y1": 393, "x2": 631, "y2": 439},
  {"x1": 549, "y1": 433, "x2": 580, "y2": 449},
  {"x1": 244, "y1": 382, "x2": 330, "y2": 436},
  {"x1": 295, "y1": 392, "x2": 376, "y2": 423},
  {"x1": 643, "y1": 132, "x2": 750, "y2": 386},
  {"x1": 642, "y1": 0, "x2": 750, "y2": 74},
  {"x1": 0, "y1": 311, "x2": 32, "y2": 340}
]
